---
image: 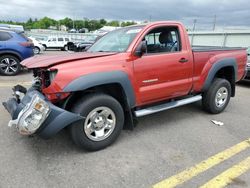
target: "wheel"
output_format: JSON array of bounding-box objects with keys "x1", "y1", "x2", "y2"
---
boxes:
[
  {"x1": 33, "y1": 47, "x2": 40, "y2": 54},
  {"x1": 202, "y1": 78, "x2": 231, "y2": 114},
  {"x1": 42, "y1": 44, "x2": 47, "y2": 50},
  {"x1": 69, "y1": 93, "x2": 124, "y2": 151},
  {"x1": 0, "y1": 55, "x2": 21, "y2": 76},
  {"x1": 64, "y1": 45, "x2": 68, "y2": 51}
]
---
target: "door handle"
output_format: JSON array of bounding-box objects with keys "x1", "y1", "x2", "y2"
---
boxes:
[{"x1": 179, "y1": 58, "x2": 188, "y2": 63}]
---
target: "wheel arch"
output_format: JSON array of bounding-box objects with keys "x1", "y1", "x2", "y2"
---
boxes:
[
  {"x1": 202, "y1": 58, "x2": 237, "y2": 97},
  {"x1": 0, "y1": 51, "x2": 22, "y2": 61},
  {"x1": 34, "y1": 46, "x2": 41, "y2": 50},
  {"x1": 62, "y1": 71, "x2": 136, "y2": 130}
]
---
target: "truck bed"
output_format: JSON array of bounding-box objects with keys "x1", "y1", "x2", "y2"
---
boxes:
[{"x1": 191, "y1": 46, "x2": 247, "y2": 92}]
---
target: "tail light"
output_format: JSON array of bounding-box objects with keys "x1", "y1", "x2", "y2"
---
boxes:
[{"x1": 19, "y1": 39, "x2": 34, "y2": 47}]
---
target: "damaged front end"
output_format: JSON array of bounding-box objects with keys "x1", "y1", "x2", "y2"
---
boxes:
[{"x1": 2, "y1": 85, "x2": 84, "y2": 139}]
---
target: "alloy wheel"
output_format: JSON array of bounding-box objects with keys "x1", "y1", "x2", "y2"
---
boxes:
[{"x1": 0, "y1": 57, "x2": 18, "y2": 74}]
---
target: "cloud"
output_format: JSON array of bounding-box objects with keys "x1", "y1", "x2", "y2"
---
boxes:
[{"x1": 0, "y1": 0, "x2": 249, "y2": 29}]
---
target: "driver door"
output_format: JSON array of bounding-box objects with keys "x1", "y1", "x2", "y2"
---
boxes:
[
  {"x1": 133, "y1": 26, "x2": 193, "y2": 105},
  {"x1": 48, "y1": 38, "x2": 57, "y2": 47}
]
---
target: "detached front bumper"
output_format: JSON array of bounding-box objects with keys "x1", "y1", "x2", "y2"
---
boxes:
[{"x1": 2, "y1": 86, "x2": 83, "y2": 138}]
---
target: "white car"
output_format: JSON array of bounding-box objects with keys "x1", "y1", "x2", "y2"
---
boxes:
[
  {"x1": 29, "y1": 37, "x2": 45, "y2": 54},
  {"x1": 42, "y1": 37, "x2": 71, "y2": 51}
]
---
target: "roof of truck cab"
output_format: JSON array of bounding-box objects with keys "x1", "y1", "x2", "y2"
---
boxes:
[{"x1": 125, "y1": 21, "x2": 184, "y2": 28}]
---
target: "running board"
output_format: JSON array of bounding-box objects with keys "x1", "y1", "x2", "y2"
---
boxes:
[{"x1": 134, "y1": 95, "x2": 202, "y2": 117}]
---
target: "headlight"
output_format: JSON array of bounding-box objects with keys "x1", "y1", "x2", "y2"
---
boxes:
[{"x1": 17, "y1": 94, "x2": 50, "y2": 135}]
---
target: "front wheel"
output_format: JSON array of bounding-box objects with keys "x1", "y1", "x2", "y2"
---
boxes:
[
  {"x1": 69, "y1": 94, "x2": 124, "y2": 151},
  {"x1": 61, "y1": 45, "x2": 68, "y2": 51},
  {"x1": 202, "y1": 78, "x2": 231, "y2": 114}
]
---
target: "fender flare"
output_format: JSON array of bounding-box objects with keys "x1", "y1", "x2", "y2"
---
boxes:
[
  {"x1": 202, "y1": 58, "x2": 237, "y2": 92},
  {"x1": 63, "y1": 71, "x2": 136, "y2": 108}
]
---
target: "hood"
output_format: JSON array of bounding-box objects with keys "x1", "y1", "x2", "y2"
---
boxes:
[{"x1": 21, "y1": 52, "x2": 117, "y2": 69}]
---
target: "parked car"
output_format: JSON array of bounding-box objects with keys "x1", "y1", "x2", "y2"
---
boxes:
[
  {"x1": 69, "y1": 29, "x2": 77, "y2": 33},
  {"x1": 3, "y1": 21, "x2": 248, "y2": 151},
  {"x1": 0, "y1": 28, "x2": 34, "y2": 75},
  {"x1": 29, "y1": 37, "x2": 45, "y2": 54},
  {"x1": 78, "y1": 28, "x2": 89, "y2": 33},
  {"x1": 42, "y1": 37, "x2": 70, "y2": 51},
  {"x1": 67, "y1": 34, "x2": 101, "y2": 52}
]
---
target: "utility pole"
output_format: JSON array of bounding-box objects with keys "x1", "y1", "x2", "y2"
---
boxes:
[
  {"x1": 192, "y1": 19, "x2": 197, "y2": 31},
  {"x1": 73, "y1": 13, "x2": 76, "y2": 29},
  {"x1": 58, "y1": 20, "x2": 60, "y2": 31},
  {"x1": 213, "y1": 14, "x2": 217, "y2": 31},
  {"x1": 149, "y1": 15, "x2": 152, "y2": 22}
]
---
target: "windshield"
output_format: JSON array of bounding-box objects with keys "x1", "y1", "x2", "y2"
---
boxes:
[{"x1": 88, "y1": 26, "x2": 144, "y2": 52}]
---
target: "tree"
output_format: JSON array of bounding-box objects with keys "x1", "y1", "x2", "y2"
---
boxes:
[
  {"x1": 0, "y1": 17, "x2": 138, "y2": 31},
  {"x1": 121, "y1": 21, "x2": 137, "y2": 27},
  {"x1": 107, "y1": 20, "x2": 120, "y2": 27},
  {"x1": 59, "y1": 17, "x2": 73, "y2": 29},
  {"x1": 100, "y1": 19, "x2": 107, "y2": 26}
]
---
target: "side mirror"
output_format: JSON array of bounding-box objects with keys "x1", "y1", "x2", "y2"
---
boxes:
[{"x1": 134, "y1": 41, "x2": 147, "y2": 57}]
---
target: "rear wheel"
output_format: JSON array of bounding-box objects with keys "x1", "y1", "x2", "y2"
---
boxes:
[
  {"x1": 202, "y1": 78, "x2": 231, "y2": 114},
  {"x1": 64, "y1": 45, "x2": 68, "y2": 51},
  {"x1": 33, "y1": 47, "x2": 40, "y2": 54},
  {"x1": 0, "y1": 55, "x2": 21, "y2": 76},
  {"x1": 69, "y1": 93, "x2": 124, "y2": 151}
]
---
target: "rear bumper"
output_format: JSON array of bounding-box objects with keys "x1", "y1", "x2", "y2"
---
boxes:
[{"x1": 2, "y1": 86, "x2": 83, "y2": 139}]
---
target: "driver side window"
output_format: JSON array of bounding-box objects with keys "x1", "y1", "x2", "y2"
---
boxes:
[{"x1": 144, "y1": 27, "x2": 181, "y2": 54}]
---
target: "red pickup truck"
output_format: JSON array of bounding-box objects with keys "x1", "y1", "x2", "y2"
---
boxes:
[{"x1": 3, "y1": 21, "x2": 248, "y2": 151}]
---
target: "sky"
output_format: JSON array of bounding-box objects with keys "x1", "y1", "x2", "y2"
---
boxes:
[{"x1": 0, "y1": 0, "x2": 250, "y2": 30}]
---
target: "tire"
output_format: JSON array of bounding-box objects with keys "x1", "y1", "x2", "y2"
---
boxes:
[
  {"x1": 33, "y1": 47, "x2": 40, "y2": 54},
  {"x1": 69, "y1": 93, "x2": 124, "y2": 151},
  {"x1": 202, "y1": 78, "x2": 231, "y2": 114},
  {"x1": 64, "y1": 45, "x2": 68, "y2": 51},
  {"x1": 0, "y1": 55, "x2": 21, "y2": 76},
  {"x1": 42, "y1": 44, "x2": 47, "y2": 51}
]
